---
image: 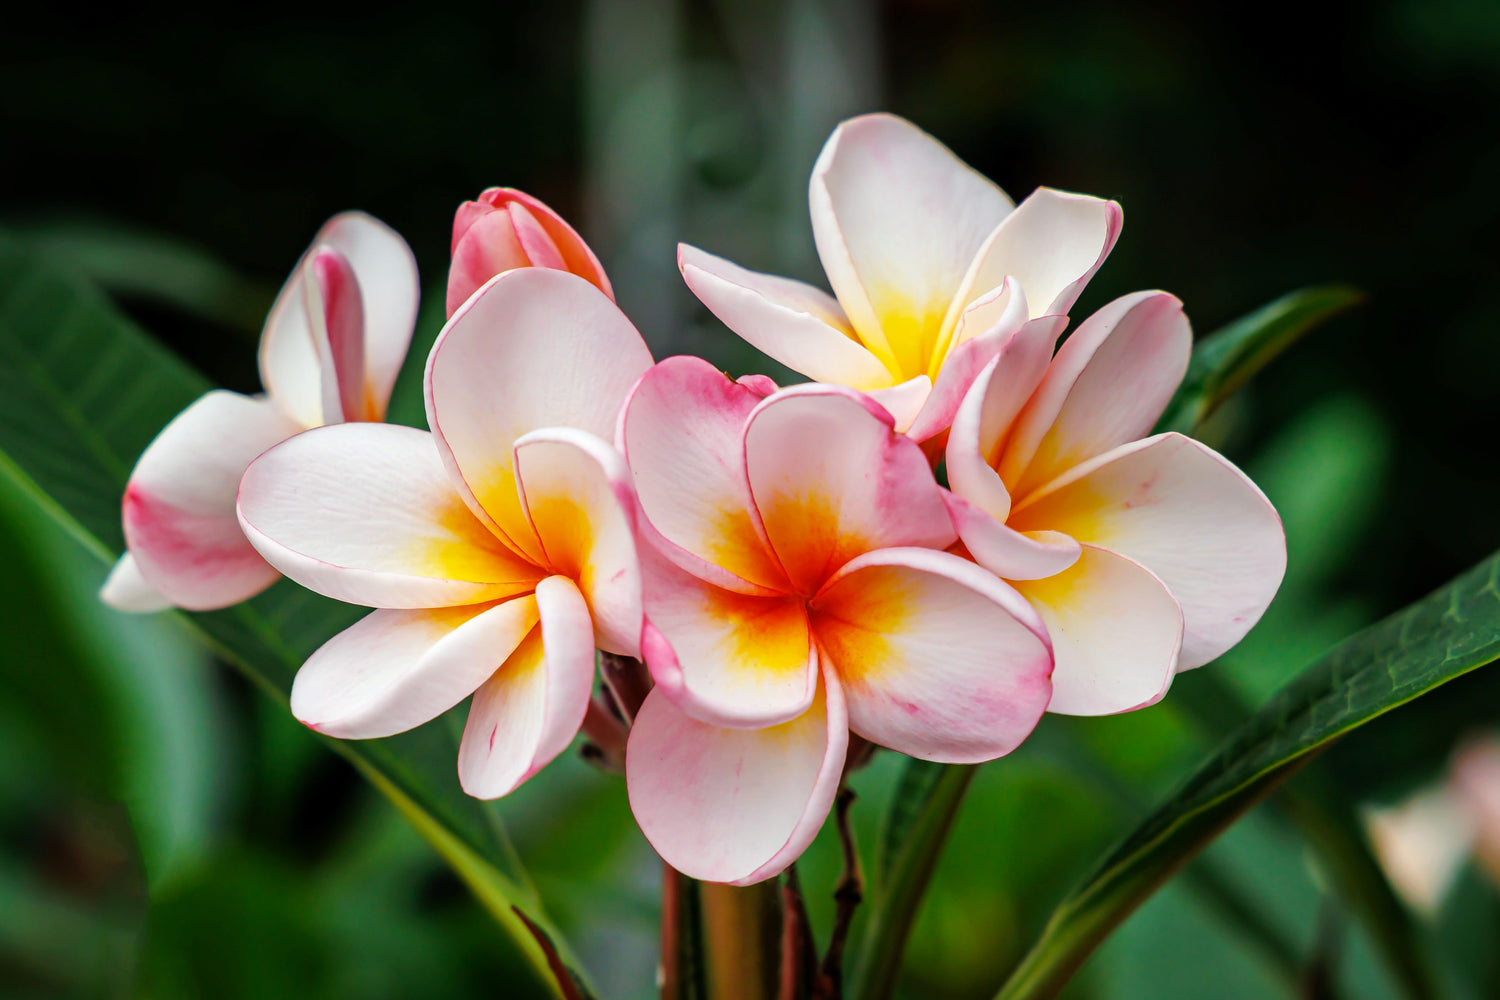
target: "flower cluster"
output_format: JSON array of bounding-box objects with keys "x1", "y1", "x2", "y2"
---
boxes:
[{"x1": 105, "y1": 114, "x2": 1285, "y2": 884}]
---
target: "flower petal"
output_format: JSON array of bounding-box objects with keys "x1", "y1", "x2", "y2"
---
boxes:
[
  {"x1": 458, "y1": 575, "x2": 597, "y2": 799},
  {"x1": 638, "y1": 544, "x2": 815, "y2": 729},
  {"x1": 811, "y1": 114, "x2": 1014, "y2": 380},
  {"x1": 745, "y1": 386, "x2": 955, "y2": 595},
  {"x1": 1003, "y1": 292, "x2": 1191, "y2": 499},
  {"x1": 811, "y1": 546, "x2": 1051, "y2": 761},
  {"x1": 943, "y1": 315, "x2": 1066, "y2": 523},
  {"x1": 99, "y1": 553, "x2": 171, "y2": 613},
  {"x1": 305, "y1": 246, "x2": 370, "y2": 424},
  {"x1": 514, "y1": 427, "x2": 642, "y2": 657},
  {"x1": 678, "y1": 244, "x2": 894, "y2": 390},
  {"x1": 122, "y1": 390, "x2": 300, "y2": 610},
  {"x1": 1013, "y1": 545, "x2": 1183, "y2": 716},
  {"x1": 237, "y1": 422, "x2": 542, "y2": 608},
  {"x1": 626, "y1": 668, "x2": 847, "y2": 885},
  {"x1": 1011, "y1": 433, "x2": 1285, "y2": 669},
  {"x1": 867, "y1": 375, "x2": 932, "y2": 435},
  {"x1": 290, "y1": 596, "x2": 539, "y2": 739},
  {"x1": 425, "y1": 268, "x2": 654, "y2": 562},
  {"x1": 950, "y1": 187, "x2": 1122, "y2": 321},
  {"x1": 621, "y1": 357, "x2": 787, "y2": 595},
  {"x1": 943, "y1": 492, "x2": 1081, "y2": 581}
]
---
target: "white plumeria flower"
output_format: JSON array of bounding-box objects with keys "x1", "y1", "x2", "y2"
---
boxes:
[
  {"x1": 235, "y1": 268, "x2": 653, "y2": 798},
  {"x1": 945, "y1": 291, "x2": 1287, "y2": 714},
  {"x1": 678, "y1": 113, "x2": 1120, "y2": 441},
  {"x1": 101, "y1": 212, "x2": 418, "y2": 612}
]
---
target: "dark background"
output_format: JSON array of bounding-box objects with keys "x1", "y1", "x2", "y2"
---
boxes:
[{"x1": 3, "y1": 1, "x2": 1499, "y2": 997}]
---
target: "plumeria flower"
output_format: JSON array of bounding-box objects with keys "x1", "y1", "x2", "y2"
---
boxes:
[
  {"x1": 447, "y1": 187, "x2": 612, "y2": 316},
  {"x1": 235, "y1": 268, "x2": 653, "y2": 798},
  {"x1": 944, "y1": 291, "x2": 1286, "y2": 715},
  {"x1": 619, "y1": 356, "x2": 1053, "y2": 884},
  {"x1": 678, "y1": 113, "x2": 1120, "y2": 442},
  {"x1": 101, "y1": 212, "x2": 418, "y2": 612}
]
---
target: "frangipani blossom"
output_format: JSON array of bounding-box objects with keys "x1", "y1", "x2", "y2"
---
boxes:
[
  {"x1": 447, "y1": 187, "x2": 612, "y2": 316},
  {"x1": 621, "y1": 357, "x2": 1053, "y2": 884},
  {"x1": 945, "y1": 291, "x2": 1286, "y2": 716},
  {"x1": 102, "y1": 212, "x2": 419, "y2": 612},
  {"x1": 679, "y1": 113, "x2": 1121, "y2": 442},
  {"x1": 235, "y1": 268, "x2": 653, "y2": 798}
]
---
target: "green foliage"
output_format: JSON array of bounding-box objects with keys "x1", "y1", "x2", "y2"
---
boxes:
[{"x1": 0, "y1": 235, "x2": 580, "y2": 996}]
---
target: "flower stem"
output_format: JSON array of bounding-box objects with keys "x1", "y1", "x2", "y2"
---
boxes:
[{"x1": 701, "y1": 880, "x2": 782, "y2": 1000}]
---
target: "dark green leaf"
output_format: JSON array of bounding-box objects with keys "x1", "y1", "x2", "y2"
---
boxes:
[
  {"x1": 0, "y1": 236, "x2": 584, "y2": 997},
  {"x1": 993, "y1": 550, "x2": 1500, "y2": 1000},
  {"x1": 1155, "y1": 285, "x2": 1363, "y2": 435}
]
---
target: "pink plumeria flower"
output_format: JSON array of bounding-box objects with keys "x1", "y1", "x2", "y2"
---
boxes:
[
  {"x1": 447, "y1": 187, "x2": 612, "y2": 317},
  {"x1": 678, "y1": 113, "x2": 1120, "y2": 442},
  {"x1": 945, "y1": 291, "x2": 1286, "y2": 715},
  {"x1": 101, "y1": 212, "x2": 419, "y2": 613},
  {"x1": 619, "y1": 357, "x2": 1053, "y2": 884},
  {"x1": 235, "y1": 269, "x2": 653, "y2": 798}
]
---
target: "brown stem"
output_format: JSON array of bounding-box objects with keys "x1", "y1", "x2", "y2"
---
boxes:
[
  {"x1": 599, "y1": 651, "x2": 651, "y2": 723},
  {"x1": 779, "y1": 865, "x2": 818, "y2": 1000},
  {"x1": 661, "y1": 864, "x2": 705, "y2": 1000},
  {"x1": 815, "y1": 788, "x2": 864, "y2": 999},
  {"x1": 579, "y1": 697, "x2": 628, "y2": 773}
]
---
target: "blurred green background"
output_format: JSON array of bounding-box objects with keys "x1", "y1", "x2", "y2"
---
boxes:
[{"x1": 4, "y1": 1, "x2": 1500, "y2": 997}]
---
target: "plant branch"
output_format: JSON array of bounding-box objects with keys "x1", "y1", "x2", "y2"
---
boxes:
[
  {"x1": 780, "y1": 866, "x2": 818, "y2": 1000},
  {"x1": 815, "y1": 788, "x2": 864, "y2": 999}
]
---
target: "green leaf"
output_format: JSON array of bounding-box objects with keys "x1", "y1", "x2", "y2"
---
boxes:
[
  {"x1": 0, "y1": 235, "x2": 585, "y2": 997},
  {"x1": 993, "y1": 550, "x2": 1500, "y2": 1000},
  {"x1": 1154, "y1": 285, "x2": 1363, "y2": 435}
]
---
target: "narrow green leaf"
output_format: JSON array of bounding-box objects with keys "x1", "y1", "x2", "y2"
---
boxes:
[
  {"x1": 993, "y1": 550, "x2": 1500, "y2": 1000},
  {"x1": 0, "y1": 236, "x2": 585, "y2": 996},
  {"x1": 1155, "y1": 285, "x2": 1363, "y2": 435}
]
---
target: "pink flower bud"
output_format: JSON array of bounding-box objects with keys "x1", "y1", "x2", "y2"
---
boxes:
[{"x1": 446, "y1": 188, "x2": 612, "y2": 317}]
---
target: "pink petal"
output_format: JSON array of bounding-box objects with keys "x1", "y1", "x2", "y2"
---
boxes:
[
  {"x1": 944, "y1": 315, "x2": 1067, "y2": 522},
  {"x1": 811, "y1": 546, "x2": 1051, "y2": 762},
  {"x1": 458, "y1": 575, "x2": 598, "y2": 799},
  {"x1": 99, "y1": 553, "x2": 171, "y2": 613},
  {"x1": 943, "y1": 492, "x2": 1081, "y2": 581},
  {"x1": 1002, "y1": 292, "x2": 1191, "y2": 500},
  {"x1": 950, "y1": 187, "x2": 1122, "y2": 320},
  {"x1": 810, "y1": 114, "x2": 1014, "y2": 380},
  {"x1": 237, "y1": 422, "x2": 543, "y2": 608},
  {"x1": 620, "y1": 357, "x2": 788, "y2": 595},
  {"x1": 1013, "y1": 545, "x2": 1183, "y2": 716},
  {"x1": 744, "y1": 386, "x2": 954, "y2": 595},
  {"x1": 513, "y1": 427, "x2": 643, "y2": 657},
  {"x1": 1011, "y1": 433, "x2": 1286, "y2": 670},
  {"x1": 122, "y1": 390, "x2": 301, "y2": 610},
  {"x1": 305, "y1": 247, "x2": 370, "y2": 424},
  {"x1": 290, "y1": 596, "x2": 539, "y2": 739},
  {"x1": 867, "y1": 375, "x2": 933, "y2": 435},
  {"x1": 425, "y1": 268, "x2": 654, "y2": 563},
  {"x1": 677, "y1": 244, "x2": 893, "y2": 389},
  {"x1": 637, "y1": 543, "x2": 816, "y2": 729},
  {"x1": 626, "y1": 667, "x2": 847, "y2": 885}
]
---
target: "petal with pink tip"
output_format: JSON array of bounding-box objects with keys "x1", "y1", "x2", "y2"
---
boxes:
[
  {"x1": 458, "y1": 575, "x2": 597, "y2": 799},
  {"x1": 943, "y1": 492, "x2": 1081, "y2": 581},
  {"x1": 638, "y1": 545, "x2": 815, "y2": 729},
  {"x1": 950, "y1": 187, "x2": 1122, "y2": 321},
  {"x1": 811, "y1": 114, "x2": 1014, "y2": 380},
  {"x1": 305, "y1": 247, "x2": 370, "y2": 424},
  {"x1": 867, "y1": 375, "x2": 932, "y2": 434},
  {"x1": 514, "y1": 427, "x2": 642, "y2": 657},
  {"x1": 290, "y1": 595, "x2": 539, "y2": 739},
  {"x1": 99, "y1": 553, "x2": 171, "y2": 613},
  {"x1": 944, "y1": 316, "x2": 1066, "y2": 522},
  {"x1": 1013, "y1": 545, "x2": 1183, "y2": 716},
  {"x1": 812, "y1": 546, "x2": 1051, "y2": 761},
  {"x1": 237, "y1": 422, "x2": 543, "y2": 608},
  {"x1": 1011, "y1": 433, "x2": 1285, "y2": 670},
  {"x1": 1005, "y1": 292, "x2": 1190, "y2": 499},
  {"x1": 122, "y1": 390, "x2": 301, "y2": 610},
  {"x1": 425, "y1": 268, "x2": 653, "y2": 562},
  {"x1": 316, "y1": 211, "x2": 420, "y2": 417},
  {"x1": 626, "y1": 669, "x2": 847, "y2": 885},
  {"x1": 745, "y1": 387, "x2": 954, "y2": 595},
  {"x1": 678, "y1": 244, "x2": 893, "y2": 390},
  {"x1": 621, "y1": 357, "x2": 787, "y2": 595}
]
